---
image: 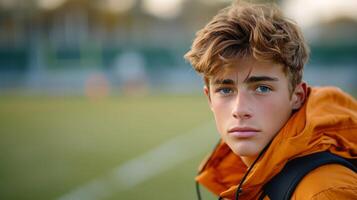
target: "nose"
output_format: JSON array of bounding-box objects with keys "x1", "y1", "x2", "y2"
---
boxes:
[{"x1": 231, "y1": 90, "x2": 252, "y2": 119}]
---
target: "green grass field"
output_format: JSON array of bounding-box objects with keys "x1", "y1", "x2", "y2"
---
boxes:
[{"x1": 0, "y1": 95, "x2": 219, "y2": 200}]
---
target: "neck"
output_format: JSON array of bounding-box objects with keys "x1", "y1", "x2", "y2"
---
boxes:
[{"x1": 240, "y1": 156, "x2": 256, "y2": 168}]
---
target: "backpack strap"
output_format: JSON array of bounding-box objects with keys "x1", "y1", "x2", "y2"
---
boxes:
[{"x1": 260, "y1": 151, "x2": 357, "y2": 200}]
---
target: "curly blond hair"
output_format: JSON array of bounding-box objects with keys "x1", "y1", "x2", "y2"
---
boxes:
[{"x1": 184, "y1": 0, "x2": 309, "y2": 91}]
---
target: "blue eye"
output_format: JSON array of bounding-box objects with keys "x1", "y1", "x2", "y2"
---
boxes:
[
  {"x1": 217, "y1": 87, "x2": 233, "y2": 95},
  {"x1": 256, "y1": 85, "x2": 271, "y2": 93}
]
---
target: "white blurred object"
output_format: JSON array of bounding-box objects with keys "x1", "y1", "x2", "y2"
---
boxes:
[
  {"x1": 37, "y1": 0, "x2": 67, "y2": 10},
  {"x1": 113, "y1": 51, "x2": 148, "y2": 95},
  {"x1": 282, "y1": 0, "x2": 357, "y2": 29},
  {"x1": 99, "y1": 0, "x2": 137, "y2": 13},
  {"x1": 141, "y1": 0, "x2": 185, "y2": 19},
  {"x1": 198, "y1": 0, "x2": 231, "y2": 6},
  {"x1": 114, "y1": 51, "x2": 146, "y2": 81}
]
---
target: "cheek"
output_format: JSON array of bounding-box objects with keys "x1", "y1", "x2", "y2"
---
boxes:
[
  {"x1": 211, "y1": 100, "x2": 231, "y2": 131},
  {"x1": 259, "y1": 96, "x2": 292, "y2": 130}
]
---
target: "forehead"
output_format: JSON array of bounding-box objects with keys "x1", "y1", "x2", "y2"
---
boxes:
[{"x1": 209, "y1": 57, "x2": 285, "y2": 84}]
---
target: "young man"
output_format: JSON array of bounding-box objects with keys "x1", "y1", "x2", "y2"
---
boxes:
[{"x1": 185, "y1": 1, "x2": 357, "y2": 200}]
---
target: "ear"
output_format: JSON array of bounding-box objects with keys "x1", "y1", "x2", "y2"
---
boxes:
[
  {"x1": 203, "y1": 86, "x2": 213, "y2": 110},
  {"x1": 291, "y1": 82, "x2": 307, "y2": 110}
]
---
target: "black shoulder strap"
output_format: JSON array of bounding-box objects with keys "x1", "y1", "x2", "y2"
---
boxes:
[{"x1": 261, "y1": 151, "x2": 357, "y2": 200}]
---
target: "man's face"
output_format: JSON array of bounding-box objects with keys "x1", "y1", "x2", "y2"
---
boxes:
[{"x1": 205, "y1": 57, "x2": 305, "y2": 165}]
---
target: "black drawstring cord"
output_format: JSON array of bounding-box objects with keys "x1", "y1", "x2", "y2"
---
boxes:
[
  {"x1": 196, "y1": 181, "x2": 202, "y2": 200},
  {"x1": 196, "y1": 139, "x2": 272, "y2": 200},
  {"x1": 234, "y1": 140, "x2": 273, "y2": 200},
  {"x1": 195, "y1": 139, "x2": 222, "y2": 200}
]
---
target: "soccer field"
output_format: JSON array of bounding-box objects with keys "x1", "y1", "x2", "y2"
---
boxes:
[{"x1": 0, "y1": 95, "x2": 219, "y2": 200}]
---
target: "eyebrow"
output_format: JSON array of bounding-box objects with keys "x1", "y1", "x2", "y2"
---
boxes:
[
  {"x1": 244, "y1": 76, "x2": 279, "y2": 83},
  {"x1": 213, "y1": 76, "x2": 279, "y2": 85},
  {"x1": 213, "y1": 79, "x2": 235, "y2": 85}
]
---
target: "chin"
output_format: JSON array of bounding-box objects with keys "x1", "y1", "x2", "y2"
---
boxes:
[{"x1": 229, "y1": 142, "x2": 260, "y2": 157}]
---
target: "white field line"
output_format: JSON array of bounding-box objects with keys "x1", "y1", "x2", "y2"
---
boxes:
[{"x1": 57, "y1": 121, "x2": 217, "y2": 200}]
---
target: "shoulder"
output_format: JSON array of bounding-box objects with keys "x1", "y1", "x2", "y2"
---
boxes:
[{"x1": 291, "y1": 163, "x2": 357, "y2": 200}]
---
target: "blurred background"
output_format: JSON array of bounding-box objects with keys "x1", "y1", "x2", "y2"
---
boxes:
[{"x1": 0, "y1": 0, "x2": 356, "y2": 199}]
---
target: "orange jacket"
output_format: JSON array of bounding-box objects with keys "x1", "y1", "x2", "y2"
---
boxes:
[{"x1": 196, "y1": 87, "x2": 357, "y2": 200}]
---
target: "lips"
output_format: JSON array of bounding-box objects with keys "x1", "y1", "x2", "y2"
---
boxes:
[{"x1": 228, "y1": 126, "x2": 260, "y2": 138}]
